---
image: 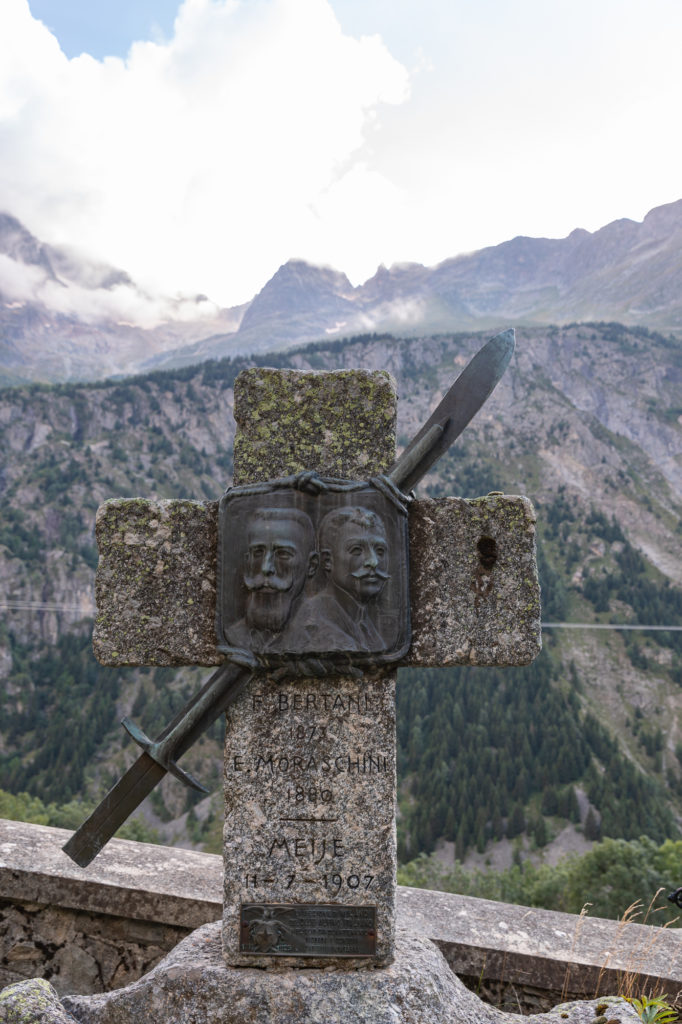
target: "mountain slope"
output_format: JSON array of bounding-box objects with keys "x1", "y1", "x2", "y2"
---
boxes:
[
  {"x1": 0, "y1": 324, "x2": 680, "y2": 861},
  {"x1": 421, "y1": 200, "x2": 682, "y2": 326},
  {"x1": 0, "y1": 213, "x2": 247, "y2": 383},
  {"x1": 147, "y1": 200, "x2": 682, "y2": 369},
  {"x1": 4, "y1": 202, "x2": 682, "y2": 383}
]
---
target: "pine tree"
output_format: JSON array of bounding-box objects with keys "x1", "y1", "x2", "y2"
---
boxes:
[
  {"x1": 507, "y1": 802, "x2": 526, "y2": 839},
  {"x1": 455, "y1": 823, "x2": 466, "y2": 862},
  {"x1": 584, "y1": 807, "x2": 601, "y2": 841},
  {"x1": 541, "y1": 785, "x2": 558, "y2": 815},
  {"x1": 534, "y1": 816, "x2": 549, "y2": 848}
]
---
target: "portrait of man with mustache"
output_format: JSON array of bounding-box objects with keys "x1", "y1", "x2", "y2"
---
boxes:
[
  {"x1": 296, "y1": 506, "x2": 391, "y2": 653},
  {"x1": 225, "y1": 507, "x2": 319, "y2": 653}
]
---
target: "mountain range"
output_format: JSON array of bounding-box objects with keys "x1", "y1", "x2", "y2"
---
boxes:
[
  {"x1": 2, "y1": 200, "x2": 682, "y2": 383},
  {"x1": 0, "y1": 195, "x2": 681, "y2": 871},
  {"x1": 0, "y1": 322, "x2": 680, "y2": 868}
]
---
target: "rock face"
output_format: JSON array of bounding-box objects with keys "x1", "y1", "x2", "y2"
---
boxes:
[
  {"x1": 56, "y1": 921, "x2": 639, "y2": 1024},
  {"x1": 0, "y1": 897, "x2": 189, "y2": 997},
  {"x1": 235, "y1": 261, "x2": 356, "y2": 352},
  {"x1": 0, "y1": 977, "x2": 77, "y2": 1023}
]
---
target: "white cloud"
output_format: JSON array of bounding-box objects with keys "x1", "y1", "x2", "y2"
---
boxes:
[
  {"x1": 0, "y1": 252, "x2": 220, "y2": 325},
  {"x1": 3, "y1": 0, "x2": 682, "y2": 326},
  {"x1": 0, "y1": 0, "x2": 409, "y2": 315}
]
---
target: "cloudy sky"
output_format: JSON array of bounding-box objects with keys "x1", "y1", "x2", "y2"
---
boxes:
[{"x1": 2, "y1": 0, "x2": 682, "y2": 317}]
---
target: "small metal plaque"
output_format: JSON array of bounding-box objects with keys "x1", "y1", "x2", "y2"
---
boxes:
[
  {"x1": 217, "y1": 475, "x2": 410, "y2": 671},
  {"x1": 239, "y1": 902, "x2": 377, "y2": 957}
]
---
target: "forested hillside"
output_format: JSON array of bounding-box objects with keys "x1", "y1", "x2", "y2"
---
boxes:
[{"x1": 0, "y1": 324, "x2": 680, "y2": 864}]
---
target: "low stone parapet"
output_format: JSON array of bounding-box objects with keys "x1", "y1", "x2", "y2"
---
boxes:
[
  {"x1": 2, "y1": 818, "x2": 681, "y2": 1010},
  {"x1": 0, "y1": 819, "x2": 218, "y2": 995}
]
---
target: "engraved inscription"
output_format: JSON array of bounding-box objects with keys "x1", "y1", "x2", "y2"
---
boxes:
[
  {"x1": 223, "y1": 671, "x2": 396, "y2": 964},
  {"x1": 266, "y1": 835, "x2": 344, "y2": 860},
  {"x1": 227, "y1": 679, "x2": 393, "y2": 887},
  {"x1": 285, "y1": 785, "x2": 333, "y2": 804},
  {"x1": 243, "y1": 873, "x2": 375, "y2": 892},
  {"x1": 230, "y1": 752, "x2": 389, "y2": 776},
  {"x1": 239, "y1": 903, "x2": 377, "y2": 957},
  {"x1": 225, "y1": 681, "x2": 393, "y2": 903},
  {"x1": 251, "y1": 691, "x2": 383, "y2": 714}
]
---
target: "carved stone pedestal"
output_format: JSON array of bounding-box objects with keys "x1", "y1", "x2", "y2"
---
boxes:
[{"x1": 56, "y1": 920, "x2": 638, "y2": 1024}]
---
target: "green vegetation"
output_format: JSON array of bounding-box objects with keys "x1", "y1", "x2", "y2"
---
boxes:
[
  {"x1": 398, "y1": 835, "x2": 682, "y2": 925},
  {"x1": 0, "y1": 507, "x2": 43, "y2": 562},
  {"x1": 0, "y1": 632, "x2": 119, "y2": 803},
  {"x1": 0, "y1": 322, "x2": 681, "y2": 875},
  {"x1": 398, "y1": 456, "x2": 682, "y2": 861},
  {"x1": 0, "y1": 785, "x2": 159, "y2": 843},
  {"x1": 627, "y1": 994, "x2": 678, "y2": 1024},
  {"x1": 396, "y1": 653, "x2": 677, "y2": 861},
  {"x1": 0, "y1": 632, "x2": 224, "y2": 806}
]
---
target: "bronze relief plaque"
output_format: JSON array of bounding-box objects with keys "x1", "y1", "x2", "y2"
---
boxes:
[
  {"x1": 239, "y1": 902, "x2": 377, "y2": 957},
  {"x1": 216, "y1": 476, "x2": 410, "y2": 670}
]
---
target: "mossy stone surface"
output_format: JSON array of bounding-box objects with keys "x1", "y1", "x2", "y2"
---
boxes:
[
  {"x1": 407, "y1": 494, "x2": 541, "y2": 667},
  {"x1": 233, "y1": 368, "x2": 397, "y2": 484},
  {"x1": 92, "y1": 498, "x2": 220, "y2": 667},
  {"x1": 225, "y1": 368, "x2": 400, "y2": 968},
  {"x1": 0, "y1": 977, "x2": 76, "y2": 1022},
  {"x1": 92, "y1": 496, "x2": 540, "y2": 667}
]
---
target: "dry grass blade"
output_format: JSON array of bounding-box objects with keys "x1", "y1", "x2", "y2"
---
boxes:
[
  {"x1": 593, "y1": 890, "x2": 681, "y2": 1005},
  {"x1": 562, "y1": 903, "x2": 592, "y2": 1003}
]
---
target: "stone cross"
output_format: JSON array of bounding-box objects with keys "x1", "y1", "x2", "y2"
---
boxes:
[{"x1": 92, "y1": 367, "x2": 540, "y2": 968}]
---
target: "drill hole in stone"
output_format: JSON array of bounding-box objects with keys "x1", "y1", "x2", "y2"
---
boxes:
[{"x1": 477, "y1": 536, "x2": 497, "y2": 571}]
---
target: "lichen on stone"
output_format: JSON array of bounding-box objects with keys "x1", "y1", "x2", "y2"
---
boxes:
[
  {"x1": 0, "y1": 977, "x2": 76, "y2": 1023},
  {"x1": 233, "y1": 368, "x2": 397, "y2": 484}
]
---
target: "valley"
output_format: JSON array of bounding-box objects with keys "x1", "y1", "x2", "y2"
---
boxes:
[{"x1": 0, "y1": 324, "x2": 680, "y2": 872}]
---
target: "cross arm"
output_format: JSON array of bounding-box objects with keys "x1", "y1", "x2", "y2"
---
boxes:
[{"x1": 92, "y1": 493, "x2": 540, "y2": 670}]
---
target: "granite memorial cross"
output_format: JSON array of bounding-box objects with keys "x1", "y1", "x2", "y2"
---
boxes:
[{"x1": 63, "y1": 330, "x2": 541, "y2": 968}]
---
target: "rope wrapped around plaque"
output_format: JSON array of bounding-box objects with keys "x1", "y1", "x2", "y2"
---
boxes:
[{"x1": 216, "y1": 472, "x2": 411, "y2": 680}]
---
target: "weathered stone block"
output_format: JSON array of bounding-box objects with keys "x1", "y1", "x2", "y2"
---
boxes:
[
  {"x1": 407, "y1": 494, "x2": 540, "y2": 667},
  {"x1": 92, "y1": 495, "x2": 540, "y2": 668},
  {"x1": 232, "y1": 368, "x2": 397, "y2": 484},
  {"x1": 92, "y1": 499, "x2": 218, "y2": 667},
  {"x1": 59, "y1": 920, "x2": 641, "y2": 1024},
  {"x1": 222, "y1": 674, "x2": 396, "y2": 967},
  {"x1": 0, "y1": 977, "x2": 77, "y2": 1023},
  {"x1": 223, "y1": 368, "x2": 398, "y2": 968},
  {"x1": 0, "y1": 819, "x2": 222, "y2": 931}
]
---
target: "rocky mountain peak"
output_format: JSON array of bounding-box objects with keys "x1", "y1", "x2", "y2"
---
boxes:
[
  {"x1": 3, "y1": 201, "x2": 682, "y2": 384},
  {"x1": 641, "y1": 197, "x2": 682, "y2": 233},
  {"x1": 0, "y1": 212, "x2": 60, "y2": 286},
  {"x1": 237, "y1": 258, "x2": 355, "y2": 335}
]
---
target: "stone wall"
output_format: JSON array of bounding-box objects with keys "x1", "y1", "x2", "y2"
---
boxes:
[
  {"x1": 2, "y1": 819, "x2": 681, "y2": 1011},
  {"x1": 0, "y1": 819, "x2": 220, "y2": 997},
  {"x1": 0, "y1": 899, "x2": 190, "y2": 995}
]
